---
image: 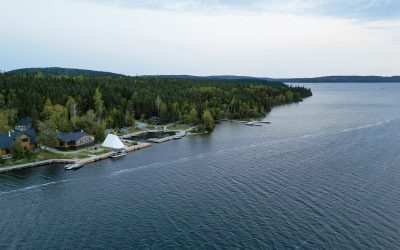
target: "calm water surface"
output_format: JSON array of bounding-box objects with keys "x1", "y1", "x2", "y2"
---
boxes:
[{"x1": 1, "y1": 83, "x2": 400, "y2": 249}]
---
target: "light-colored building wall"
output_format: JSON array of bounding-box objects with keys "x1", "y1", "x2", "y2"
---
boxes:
[{"x1": 0, "y1": 149, "x2": 7, "y2": 156}]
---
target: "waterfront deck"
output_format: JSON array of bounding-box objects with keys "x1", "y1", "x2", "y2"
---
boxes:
[
  {"x1": 146, "y1": 131, "x2": 186, "y2": 143},
  {"x1": 120, "y1": 129, "x2": 182, "y2": 139},
  {"x1": 76, "y1": 142, "x2": 151, "y2": 165},
  {"x1": 120, "y1": 130, "x2": 148, "y2": 139}
]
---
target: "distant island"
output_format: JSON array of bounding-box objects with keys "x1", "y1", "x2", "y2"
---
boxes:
[{"x1": 8, "y1": 67, "x2": 400, "y2": 82}]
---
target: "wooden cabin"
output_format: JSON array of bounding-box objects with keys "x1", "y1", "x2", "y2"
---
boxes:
[
  {"x1": 0, "y1": 129, "x2": 38, "y2": 157},
  {"x1": 58, "y1": 131, "x2": 95, "y2": 150},
  {"x1": 148, "y1": 116, "x2": 160, "y2": 125}
]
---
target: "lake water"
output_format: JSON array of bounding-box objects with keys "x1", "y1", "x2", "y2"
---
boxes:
[{"x1": 1, "y1": 83, "x2": 400, "y2": 249}]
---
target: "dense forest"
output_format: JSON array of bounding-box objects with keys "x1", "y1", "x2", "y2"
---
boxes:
[{"x1": 0, "y1": 73, "x2": 312, "y2": 140}]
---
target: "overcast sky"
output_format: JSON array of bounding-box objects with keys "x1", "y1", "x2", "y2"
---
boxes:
[{"x1": 1, "y1": 0, "x2": 399, "y2": 77}]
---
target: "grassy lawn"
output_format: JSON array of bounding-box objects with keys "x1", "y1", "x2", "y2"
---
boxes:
[
  {"x1": 166, "y1": 124, "x2": 191, "y2": 130},
  {"x1": 189, "y1": 126, "x2": 207, "y2": 134},
  {"x1": 35, "y1": 151, "x2": 75, "y2": 160},
  {"x1": 87, "y1": 148, "x2": 113, "y2": 155},
  {"x1": 128, "y1": 127, "x2": 142, "y2": 133},
  {"x1": 145, "y1": 125, "x2": 156, "y2": 130},
  {"x1": 116, "y1": 127, "x2": 142, "y2": 136},
  {"x1": 75, "y1": 153, "x2": 91, "y2": 159},
  {"x1": 0, "y1": 150, "x2": 92, "y2": 167},
  {"x1": 127, "y1": 141, "x2": 138, "y2": 146}
]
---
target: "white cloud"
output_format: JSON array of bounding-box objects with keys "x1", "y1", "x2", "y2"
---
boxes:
[
  {"x1": 0, "y1": 0, "x2": 399, "y2": 76},
  {"x1": 76, "y1": 0, "x2": 400, "y2": 19}
]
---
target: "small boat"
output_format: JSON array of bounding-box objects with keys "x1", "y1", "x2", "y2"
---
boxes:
[
  {"x1": 245, "y1": 121, "x2": 262, "y2": 126},
  {"x1": 260, "y1": 121, "x2": 271, "y2": 124},
  {"x1": 245, "y1": 121, "x2": 257, "y2": 126},
  {"x1": 173, "y1": 131, "x2": 186, "y2": 139},
  {"x1": 65, "y1": 163, "x2": 84, "y2": 170},
  {"x1": 110, "y1": 150, "x2": 127, "y2": 159}
]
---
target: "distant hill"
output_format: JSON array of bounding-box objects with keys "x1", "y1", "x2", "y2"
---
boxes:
[
  {"x1": 7, "y1": 68, "x2": 399, "y2": 83},
  {"x1": 144, "y1": 75, "x2": 204, "y2": 79},
  {"x1": 144, "y1": 75, "x2": 259, "y2": 80},
  {"x1": 146, "y1": 75, "x2": 285, "y2": 87},
  {"x1": 145, "y1": 75, "x2": 400, "y2": 83},
  {"x1": 6, "y1": 69, "x2": 284, "y2": 86},
  {"x1": 8, "y1": 67, "x2": 126, "y2": 77},
  {"x1": 278, "y1": 76, "x2": 400, "y2": 83}
]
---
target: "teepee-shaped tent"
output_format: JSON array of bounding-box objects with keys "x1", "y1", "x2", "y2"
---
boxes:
[{"x1": 102, "y1": 134, "x2": 126, "y2": 149}]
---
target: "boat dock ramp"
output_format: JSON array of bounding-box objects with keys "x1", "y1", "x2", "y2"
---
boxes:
[
  {"x1": 146, "y1": 130, "x2": 187, "y2": 143},
  {"x1": 120, "y1": 131, "x2": 148, "y2": 139},
  {"x1": 120, "y1": 129, "x2": 187, "y2": 144}
]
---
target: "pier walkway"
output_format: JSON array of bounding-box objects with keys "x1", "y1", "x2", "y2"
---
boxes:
[
  {"x1": 146, "y1": 130, "x2": 187, "y2": 143},
  {"x1": 0, "y1": 159, "x2": 74, "y2": 173}
]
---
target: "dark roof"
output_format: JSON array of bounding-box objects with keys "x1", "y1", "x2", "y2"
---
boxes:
[
  {"x1": 148, "y1": 116, "x2": 160, "y2": 121},
  {"x1": 58, "y1": 131, "x2": 92, "y2": 142},
  {"x1": 0, "y1": 129, "x2": 37, "y2": 149},
  {"x1": 15, "y1": 117, "x2": 33, "y2": 127}
]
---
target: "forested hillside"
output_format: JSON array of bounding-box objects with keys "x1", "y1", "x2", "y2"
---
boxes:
[
  {"x1": 0, "y1": 73, "x2": 312, "y2": 139},
  {"x1": 8, "y1": 67, "x2": 125, "y2": 77}
]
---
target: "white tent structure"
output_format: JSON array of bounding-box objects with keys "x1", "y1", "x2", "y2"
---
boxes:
[{"x1": 102, "y1": 134, "x2": 126, "y2": 149}]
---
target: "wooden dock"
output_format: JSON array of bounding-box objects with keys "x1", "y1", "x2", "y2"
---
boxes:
[
  {"x1": 120, "y1": 129, "x2": 181, "y2": 140},
  {"x1": 0, "y1": 159, "x2": 75, "y2": 173},
  {"x1": 76, "y1": 142, "x2": 151, "y2": 165},
  {"x1": 146, "y1": 131, "x2": 186, "y2": 143}
]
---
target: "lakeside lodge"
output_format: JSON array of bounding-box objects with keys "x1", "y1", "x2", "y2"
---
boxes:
[
  {"x1": 0, "y1": 117, "x2": 97, "y2": 159},
  {"x1": 57, "y1": 131, "x2": 95, "y2": 150},
  {"x1": 0, "y1": 118, "x2": 38, "y2": 158}
]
